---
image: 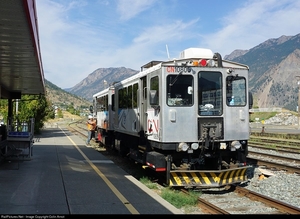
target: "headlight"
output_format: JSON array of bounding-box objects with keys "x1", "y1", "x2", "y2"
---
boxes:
[
  {"x1": 220, "y1": 143, "x2": 226, "y2": 149},
  {"x1": 231, "y1": 141, "x2": 241, "y2": 149},
  {"x1": 191, "y1": 143, "x2": 199, "y2": 150},
  {"x1": 178, "y1": 142, "x2": 189, "y2": 152}
]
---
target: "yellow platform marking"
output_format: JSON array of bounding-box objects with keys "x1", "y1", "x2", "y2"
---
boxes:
[{"x1": 62, "y1": 128, "x2": 139, "y2": 214}]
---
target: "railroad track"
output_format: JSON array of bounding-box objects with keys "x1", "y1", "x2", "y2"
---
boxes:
[
  {"x1": 67, "y1": 120, "x2": 97, "y2": 140},
  {"x1": 233, "y1": 186, "x2": 300, "y2": 214},
  {"x1": 248, "y1": 134, "x2": 300, "y2": 173},
  {"x1": 247, "y1": 157, "x2": 300, "y2": 174},
  {"x1": 248, "y1": 143, "x2": 300, "y2": 154},
  {"x1": 68, "y1": 121, "x2": 86, "y2": 137},
  {"x1": 247, "y1": 150, "x2": 300, "y2": 174},
  {"x1": 249, "y1": 135, "x2": 300, "y2": 153},
  {"x1": 182, "y1": 185, "x2": 300, "y2": 214},
  {"x1": 249, "y1": 150, "x2": 300, "y2": 165}
]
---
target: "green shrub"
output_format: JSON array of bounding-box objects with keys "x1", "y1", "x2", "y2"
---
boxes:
[{"x1": 161, "y1": 188, "x2": 199, "y2": 208}]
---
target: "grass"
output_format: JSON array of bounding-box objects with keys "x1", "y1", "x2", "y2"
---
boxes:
[
  {"x1": 139, "y1": 176, "x2": 159, "y2": 190},
  {"x1": 161, "y1": 188, "x2": 199, "y2": 209},
  {"x1": 250, "y1": 110, "x2": 300, "y2": 140},
  {"x1": 140, "y1": 176, "x2": 200, "y2": 209},
  {"x1": 251, "y1": 131, "x2": 300, "y2": 140},
  {"x1": 250, "y1": 111, "x2": 277, "y2": 123},
  {"x1": 268, "y1": 144, "x2": 277, "y2": 150}
]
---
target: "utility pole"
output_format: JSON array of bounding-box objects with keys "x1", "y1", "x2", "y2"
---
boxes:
[
  {"x1": 103, "y1": 80, "x2": 108, "y2": 89},
  {"x1": 296, "y1": 76, "x2": 300, "y2": 129}
]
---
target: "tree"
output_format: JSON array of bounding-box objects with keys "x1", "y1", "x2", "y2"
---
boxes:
[
  {"x1": 0, "y1": 95, "x2": 54, "y2": 134},
  {"x1": 0, "y1": 99, "x2": 8, "y2": 124},
  {"x1": 57, "y1": 108, "x2": 63, "y2": 118},
  {"x1": 17, "y1": 95, "x2": 53, "y2": 133}
]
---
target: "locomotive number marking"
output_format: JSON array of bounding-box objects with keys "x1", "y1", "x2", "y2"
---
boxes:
[{"x1": 166, "y1": 66, "x2": 192, "y2": 73}]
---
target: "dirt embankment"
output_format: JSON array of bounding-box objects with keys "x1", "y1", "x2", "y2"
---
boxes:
[{"x1": 45, "y1": 111, "x2": 85, "y2": 128}]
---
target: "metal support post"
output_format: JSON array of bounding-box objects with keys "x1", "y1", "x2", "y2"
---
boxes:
[{"x1": 297, "y1": 76, "x2": 300, "y2": 130}]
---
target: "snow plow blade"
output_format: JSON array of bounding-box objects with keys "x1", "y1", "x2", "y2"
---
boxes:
[{"x1": 169, "y1": 166, "x2": 250, "y2": 188}]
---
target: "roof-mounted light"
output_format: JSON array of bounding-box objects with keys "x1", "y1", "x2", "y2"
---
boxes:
[
  {"x1": 199, "y1": 59, "x2": 207, "y2": 66},
  {"x1": 192, "y1": 59, "x2": 207, "y2": 66},
  {"x1": 192, "y1": 59, "x2": 215, "y2": 67}
]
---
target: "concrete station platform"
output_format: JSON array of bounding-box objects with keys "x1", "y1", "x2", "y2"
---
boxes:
[{"x1": 0, "y1": 128, "x2": 183, "y2": 215}]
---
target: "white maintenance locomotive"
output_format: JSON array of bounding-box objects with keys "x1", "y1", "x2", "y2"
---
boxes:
[{"x1": 92, "y1": 48, "x2": 253, "y2": 188}]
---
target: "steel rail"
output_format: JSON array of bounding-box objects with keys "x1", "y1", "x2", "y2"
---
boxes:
[
  {"x1": 248, "y1": 151, "x2": 300, "y2": 165},
  {"x1": 248, "y1": 144, "x2": 300, "y2": 154},
  {"x1": 234, "y1": 185, "x2": 300, "y2": 214},
  {"x1": 180, "y1": 189, "x2": 229, "y2": 214},
  {"x1": 247, "y1": 156, "x2": 300, "y2": 174}
]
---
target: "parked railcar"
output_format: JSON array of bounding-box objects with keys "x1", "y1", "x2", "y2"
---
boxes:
[{"x1": 91, "y1": 48, "x2": 253, "y2": 188}]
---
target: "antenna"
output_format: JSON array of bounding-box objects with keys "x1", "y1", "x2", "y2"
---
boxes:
[{"x1": 166, "y1": 44, "x2": 170, "y2": 60}]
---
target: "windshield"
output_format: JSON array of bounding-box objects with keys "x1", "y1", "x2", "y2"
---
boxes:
[
  {"x1": 166, "y1": 75, "x2": 193, "y2": 106},
  {"x1": 226, "y1": 76, "x2": 246, "y2": 106},
  {"x1": 198, "y1": 71, "x2": 222, "y2": 116}
]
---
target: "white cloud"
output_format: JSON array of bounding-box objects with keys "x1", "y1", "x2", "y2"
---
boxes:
[
  {"x1": 202, "y1": 0, "x2": 300, "y2": 56},
  {"x1": 133, "y1": 19, "x2": 198, "y2": 44},
  {"x1": 37, "y1": 0, "x2": 120, "y2": 87},
  {"x1": 116, "y1": 0, "x2": 157, "y2": 21}
]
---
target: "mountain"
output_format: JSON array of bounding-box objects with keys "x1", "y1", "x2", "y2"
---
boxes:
[
  {"x1": 224, "y1": 49, "x2": 248, "y2": 60},
  {"x1": 45, "y1": 79, "x2": 91, "y2": 110},
  {"x1": 67, "y1": 67, "x2": 138, "y2": 102},
  {"x1": 226, "y1": 33, "x2": 300, "y2": 110},
  {"x1": 46, "y1": 33, "x2": 300, "y2": 111}
]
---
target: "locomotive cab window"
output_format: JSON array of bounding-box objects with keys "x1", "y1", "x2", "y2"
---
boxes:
[
  {"x1": 96, "y1": 95, "x2": 108, "y2": 112},
  {"x1": 167, "y1": 75, "x2": 193, "y2": 106},
  {"x1": 226, "y1": 76, "x2": 246, "y2": 106},
  {"x1": 198, "y1": 71, "x2": 222, "y2": 116}
]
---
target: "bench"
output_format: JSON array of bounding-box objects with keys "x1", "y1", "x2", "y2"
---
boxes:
[
  {"x1": 0, "y1": 140, "x2": 23, "y2": 169},
  {"x1": 7, "y1": 132, "x2": 33, "y2": 159}
]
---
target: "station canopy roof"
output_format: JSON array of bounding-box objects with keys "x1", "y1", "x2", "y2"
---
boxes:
[{"x1": 0, "y1": 0, "x2": 45, "y2": 99}]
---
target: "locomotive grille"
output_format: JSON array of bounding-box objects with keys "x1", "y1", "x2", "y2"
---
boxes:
[{"x1": 198, "y1": 118, "x2": 224, "y2": 140}]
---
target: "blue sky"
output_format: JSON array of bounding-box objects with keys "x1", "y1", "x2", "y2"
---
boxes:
[{"x1": 36, "y1": 0, "x2": 300, "y2": 89}]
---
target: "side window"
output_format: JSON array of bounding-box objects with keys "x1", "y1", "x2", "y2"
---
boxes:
[
  {"x1": 150, "y1": 76, "x2": 159, "y2": 105},
  {"x1": 128, "y1": 85, "x2": 132, "y2": 109},
  {"x1": 119, "y1": 87, "x2": 128, "y2": 109},
  {"x1": 133, "y1": 83, "x2": 138, "y2": 108}
]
